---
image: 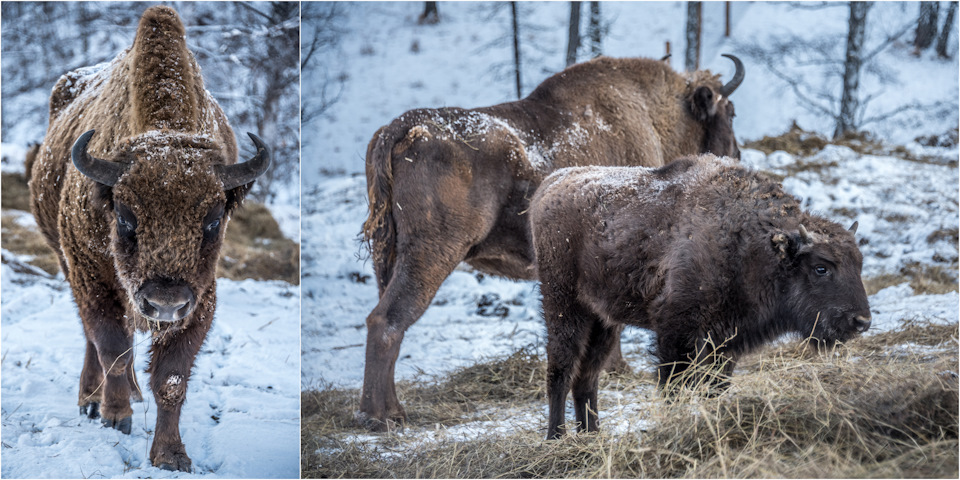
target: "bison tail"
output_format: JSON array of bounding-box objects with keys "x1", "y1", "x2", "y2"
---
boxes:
[{"x1": 362, "y1": 125, "x2": 400, "y2": 296}]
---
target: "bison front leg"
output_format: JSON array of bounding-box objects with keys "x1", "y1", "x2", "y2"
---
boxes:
[
  {"x1": 79, "y1": 297, "x2": 135, "y2": 434},
  {"x1": 147, "y1": 308, "x2": 211, "y2": 472},
  {"x1": 78, "y1": 339, "x2": 103, "y2": 418}
]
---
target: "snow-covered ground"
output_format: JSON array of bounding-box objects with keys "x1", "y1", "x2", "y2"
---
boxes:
[
  {"x1": 1, "y1": 263, "x2": 300, "y2": 478},
  {"x1": 301, "y1": 1, "x2": 959, "y2": 391}
]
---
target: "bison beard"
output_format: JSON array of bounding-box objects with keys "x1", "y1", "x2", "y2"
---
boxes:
[
  {"x1": 359, "y1": 54, "x2": 745, "y2": 431},
  {"x1": 28, "y1": 6, "x2": 269, "y2": 471},
  {"x1": 530, "y1": 155, "x2": 871, "y2": 440}
]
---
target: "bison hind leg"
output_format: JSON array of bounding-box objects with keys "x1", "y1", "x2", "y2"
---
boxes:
[
  {"x1": 571, "y1": 320, "x2": 620, "y2": 434},
  {"x1": 78, "y1": 340, "x2": 104, "y2": 416}
]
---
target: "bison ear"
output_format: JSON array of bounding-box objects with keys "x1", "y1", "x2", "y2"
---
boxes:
[
  {"x1": 772, "y1": 229, "x2": 811, "y2": 262},
  {"x1": 224, "y1": 182, "x2": 252, "y2": 217},
  {"x1": 691, "y1": 86, "x2": 718, "y2": 123}
]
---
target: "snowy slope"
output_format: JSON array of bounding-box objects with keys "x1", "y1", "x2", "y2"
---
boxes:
[
  {"x1": 301, "y1": 1, "x2": 958, "y2": 390},
  {"x1": 1, "y1": 265, "x2": 300, "y2": 478}
]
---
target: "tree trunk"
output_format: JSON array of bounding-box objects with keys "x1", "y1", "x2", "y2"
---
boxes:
[
  {"x1": 418, "y1": 2, "x2": 439, "y2": 25},
  {"x1": 511, "y1": 1, "x2": 522, "y2": 99},
  {"x1": 588, "y1": 1, "x2": 602, "y2": 58},
  {"x1": 915, "y1": 2, "x2": 939, "y2": 52},
  {"x1": 685, "y1": 2, "x2": 702, "y2": 70},
  {"x1": 566, "y1": 2, "x2": 581, "y2": 67},
  {"x1": 725, "y1": 1, "x2": 731, "y2": 37},
  {"x1": 835, "y1": 1, "x2": 870, "y2": 139},
  {"x1": 936, "y1": 2, "x2": 957, "y2": 59}
]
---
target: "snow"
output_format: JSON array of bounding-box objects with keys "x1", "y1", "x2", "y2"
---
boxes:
[{"x1": 1, "y1": 270, "x2": 300, "y2": 478}]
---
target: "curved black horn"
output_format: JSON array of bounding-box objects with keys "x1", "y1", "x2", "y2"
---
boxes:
[
  {"x1": 718, "y1": 53, "x2": 745, "y2": 97},
  {"x1": 660, "y1": 53, "x2": 672, "y2": 63},
  {"x1": 72, "y1": 130, "x2": 126, "y2": 187},
  {"x1": 216, "y1": 132, "x2": 271, "y2": 190}
]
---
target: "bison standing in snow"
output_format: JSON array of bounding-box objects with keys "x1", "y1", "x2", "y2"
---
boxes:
[
  {"x1": 530, "y1": 155, "x2": 870, "y2": 439},
  {"x1": 28, "y1": 6, "x2": 269, "y2": 471},
  {"x1": 359, "y1": 54, "x2": 745, "y2": 430}
]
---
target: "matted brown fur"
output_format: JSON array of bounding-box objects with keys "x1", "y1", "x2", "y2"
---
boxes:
[
  {"x1": 28, "y1": 5, "x2": 253, "y2": 472},
  {"x1": 530, "y1": 155, "x2": 870, "y2": 439},
  {"x1": 358, "y1": 55, "x2": 743, "y2": 430}
]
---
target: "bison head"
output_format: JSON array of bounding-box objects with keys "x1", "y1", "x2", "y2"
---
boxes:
[
  {"x1": 773, "y1": 220, "x2": 871, "y2": 347},
  {"x1": 71, "y1": 130, "x2": 270, "y2": 324},
  {"x1": 687, "y1": 54, "x2": 744, "y2": 160}
]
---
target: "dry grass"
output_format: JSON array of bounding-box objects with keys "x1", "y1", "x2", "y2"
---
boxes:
[
  {"x1": 863, "y1": 263, "x2": 958, "y2": 296},
  {"x1": 743, "y1": 122, "x2": 828, "y2": 157},
  {"x1": 1, "y1": 171, "x2": 299, "y2": 284},
  {"x1": 744, "y1": 124, "x2": 958, "y2": 167},
  {"x1": 303, "y1": 326, "x2": 959, "y2": 478},
  {"x1": 1, "y1": 213, "x2": 60, "y2": 275},
  {"x1": 220, "y1": 201, "x2": 300, "y2": 284}
]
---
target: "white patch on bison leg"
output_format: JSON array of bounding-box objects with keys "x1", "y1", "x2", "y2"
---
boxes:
[{"x1": 160, "y1": 374, "x2": 186, "y2": 407}]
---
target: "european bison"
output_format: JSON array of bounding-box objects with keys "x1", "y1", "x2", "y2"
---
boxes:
[
  {"x1": 28, "y1": 6, "x2": 270, "y2": 471},
  {"x1": 359, "y1": 54, "x2": 745, "y2": 430},
  {"x1": 530, "y1": 155, "x2": 870, "y2": 439}
]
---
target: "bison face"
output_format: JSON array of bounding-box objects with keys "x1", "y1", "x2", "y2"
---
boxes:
[
  {"x1": 774, "y1": 222, "x2": 871, "y2": 347},
  {"x1": 689, "y1": 54, "x2": 744, "y2": 160},
  {"x1": 72, "y1": 130, "x2": 270, "y2": 324}
]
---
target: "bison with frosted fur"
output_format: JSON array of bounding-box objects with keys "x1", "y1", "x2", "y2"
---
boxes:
[
  {"x1": 28, "y1": 6, "x2": 269, "y2": 471},
  {"x1": 530, "y1": 155, "x2": 870, "y2": 439},
  {"x1": 359, "y1": 54, "x2": 745, "y2": 430}
]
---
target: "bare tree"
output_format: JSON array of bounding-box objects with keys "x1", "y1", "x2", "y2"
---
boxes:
[
  {"x1": 419, "y1": 2, "x2": 439, "y2": 25},
  {"x1": 685, "y1": 2, "x2": 702, "y2": 70},
  {"x1": 588, "y1": 1, "x2": 602, "y2": 58},
  {"x1": 511, "y1": 1, "x2": 522, "y2": 98},
  {"x1": 914, "y1": 1, "x2": 940, "y2": 53},
  {"x1": 301, "y1": 2, "x2": 345, "y2": 125},
  {"x1": 836, "y1": 1, "x2": 869, "y2": 138},
  {"x1": 566, "y1": 2, "x2": 581, "y2": 67},
  {"x1": 936, "y1": 2, "x2": 957, "y2": 59}
]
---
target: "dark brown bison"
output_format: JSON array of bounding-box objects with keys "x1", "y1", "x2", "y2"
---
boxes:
[
  {"x1": 530, "y1": 155, "x2": 871, "y2": 439},
  {"x1": 360, "y1": 54, "x2": 745, "y2": 429},
  {"x1": 28, "y1": 6, "x2": 269, "y2": 471}
]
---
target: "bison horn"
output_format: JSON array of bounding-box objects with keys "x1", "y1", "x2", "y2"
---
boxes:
[
  {"x1": 660, "y1": 53, "x2": 672, "y2": 63},
  {"x1": 849, "y1": 221, "x2": 859, "y2": 235},
  {"x1": 216, "y1": 132, "x2": 271, "y2": 190},
  {"x1": 798, "y1": 224, "x2": 813, "y2": 244},
  {"x1": 718, "y1": 54, "x2": 745, "y2": 97},
  {"x1": 72, "y1": 130, "x2": 127, "y2": 187}
]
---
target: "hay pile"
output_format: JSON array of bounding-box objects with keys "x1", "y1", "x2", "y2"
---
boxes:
[{"x1": 302, "y1": 325, "x2": 959, "y2": 478}]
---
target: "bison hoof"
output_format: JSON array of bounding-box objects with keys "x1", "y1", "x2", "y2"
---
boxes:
[
  {"x1": 152, "y1": 446, "x2": 192, "y2": 472},
  {"x1": 80, "y1": 402, "x2": 100, "y2": 419},
  {"x1": 101, "y1": 416, "x2": 132, "y2": 434}
]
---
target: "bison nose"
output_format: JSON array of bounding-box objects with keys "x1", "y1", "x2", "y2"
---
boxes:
[
  {"x1": 853, "y1": 315, "x2": 871, "y2": 333},
  {"x1": 138, "y1": 281, "x2": 195, "y2": 322}
]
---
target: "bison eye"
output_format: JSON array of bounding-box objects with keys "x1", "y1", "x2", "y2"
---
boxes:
[
  {"x1": 204, "y1": 218, "x2": 220, "y2": 233},
  {"x1": 115, "y1": 205, "x2": 137, "y2": 239},
  {"x1": 814, "y1": 265, "x2": 829, "y2": 276},
  {"x1": 201, "y1": 205, "x2": 224, "y2": 242}
]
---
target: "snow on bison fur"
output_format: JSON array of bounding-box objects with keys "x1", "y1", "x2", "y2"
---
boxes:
[
  {"x1": 359, "y1": 54, "x2": 745, "y2": 430},
  {"x1": 28, "y1": 6, "x2": 269, "y2": 471},
  {"x1": 530, "y1": 155, "x2": 870, "y2": 439}
]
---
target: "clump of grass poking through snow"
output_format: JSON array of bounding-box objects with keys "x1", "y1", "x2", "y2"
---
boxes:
[{"x1": 302, "y1": 329, "x2": 958, "y2": 478}]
